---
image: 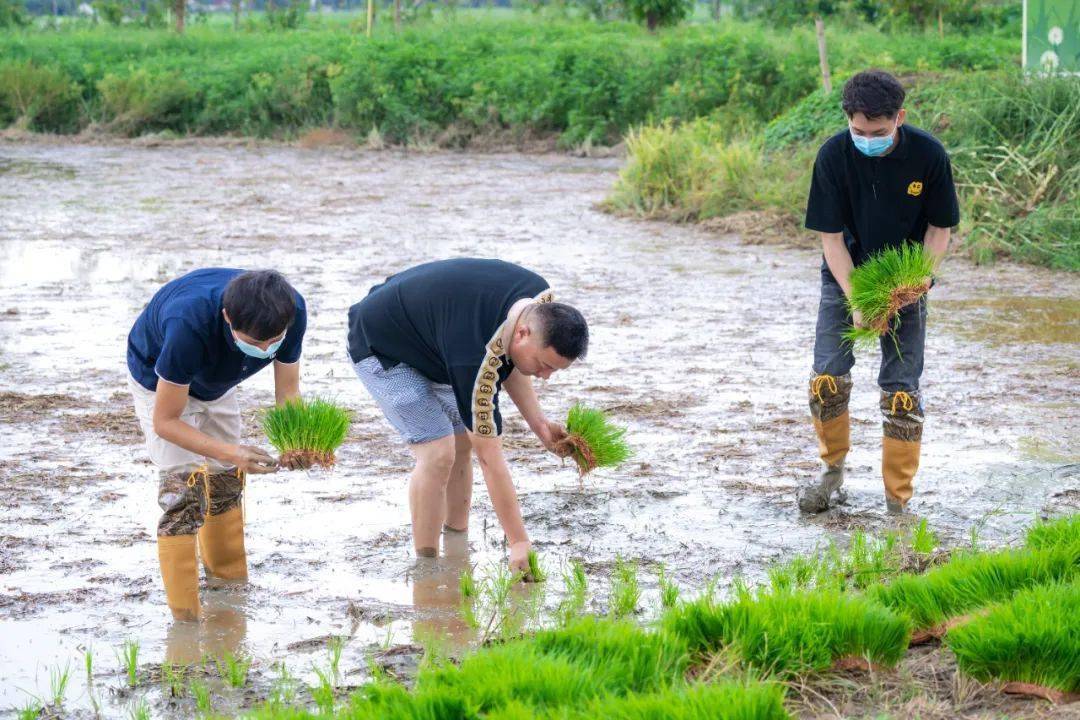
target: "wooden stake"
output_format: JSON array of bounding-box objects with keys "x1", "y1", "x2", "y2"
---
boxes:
[
  {"x1": 815, "y1": 17, "x2": 832, "y2": 94},
  {"x1": 393, "y1": 0, "x2": 400, "y2": 29},
  {"x1": 174, "y1": 0, "x2": 185, "y2": 33},
  {"x1": 366, "y1": 0, "x2": 374, "y2": 36},
  {"x1": 938, "y1": 7, "x2": 944, "y2": 37}
]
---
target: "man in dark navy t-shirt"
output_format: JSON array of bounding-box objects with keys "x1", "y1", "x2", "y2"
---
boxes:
[
  {"x1": 347, "y1": 259, "x2": 589, "y2": 576},
  {"x1": 127, "y1": 268, "x2": 309, "y2": 621},
  {"x1": 799, "y1": 70, "x2": 960, "y2": 516}
]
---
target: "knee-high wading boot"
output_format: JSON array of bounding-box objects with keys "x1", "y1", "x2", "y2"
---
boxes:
[
  {"x1": 198, "y1": 470, "x2": 248, "y2": 581},
  {"x1": 799, "y1": 373, "x2": 853, "y2": 513},
  {"x1": 158, "y1": 534, "x2": 201, "y2": 621},
  {"x1": 881, "y1": 390, "x2": 923, "y2": 514}
]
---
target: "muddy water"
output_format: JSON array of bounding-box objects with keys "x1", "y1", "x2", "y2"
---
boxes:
[{"x1": 0, "y1": 142, "x2": 1077, "y2": 717}]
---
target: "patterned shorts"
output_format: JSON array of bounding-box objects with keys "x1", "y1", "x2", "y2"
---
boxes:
[{"x1": 352, "y1": 355, "x2": 466, "y2": 444}]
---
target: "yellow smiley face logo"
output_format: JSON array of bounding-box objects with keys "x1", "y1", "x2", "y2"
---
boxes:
[{"x1": 907, "y1": 181, "x2": 923, "y2": 197}]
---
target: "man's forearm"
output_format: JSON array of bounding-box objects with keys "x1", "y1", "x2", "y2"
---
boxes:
[
  {"x1": 923, "y1": 225, "x2": 950, "y2": 268},
  {"x1": 474, "y1": 445, "x2": 529, "y2": 545},
  {"x1": 274, "y1": 361, "x2": 302, "y2": 405},
  {"x1": 821, "y1": 232, "x2": 855, "y2": 297},
  {"x1": 156, "y1": 417, "x2": 234, "y2": 465}
]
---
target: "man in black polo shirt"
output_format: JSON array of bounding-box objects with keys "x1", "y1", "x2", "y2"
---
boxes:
[
  {"x1": 128, "y1": 268, "x2": 311, "y2": 621},
  {"x1": 347, "y1": 258, "x2": 589, "y2": 575},
  {"x1": 799, "y1": 70, "x2": 960, "y2": 515}
]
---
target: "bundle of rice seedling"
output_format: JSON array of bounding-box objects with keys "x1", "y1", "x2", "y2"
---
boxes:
[
  {"x1": 843, "y1": 243, "x2": 937, "y2": 349},
  {"x1": 557, "y1": 404, "x2": 631, "y2": 476},
  {"x1": 261, "y1": 397, "x2": 350, "y2": 468},
  {"x1": 1024, "y1": 514, "x2": 1080, "y2": 551},
  {"x1": 947, "y1": 580, "x2": 1080, "y2": 701}
]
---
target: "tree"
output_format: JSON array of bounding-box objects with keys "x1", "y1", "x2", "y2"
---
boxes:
[
  {"x1": 0, "y1": 0, "x2": 29, "y2": 26},
  {"x1": 621, "y1": 0, "x2": 691, "y2": 30}
]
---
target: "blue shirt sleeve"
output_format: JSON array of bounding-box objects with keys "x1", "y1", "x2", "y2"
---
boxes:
[
  {"x1": 275, "y1": 294, "x2": 307, "y2": 364},
  {"x1": 155, "y1": 318, "x2": 207, "y2": 386}
]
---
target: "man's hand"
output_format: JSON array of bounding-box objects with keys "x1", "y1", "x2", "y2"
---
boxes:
[
  {"x1": 226, "y1": 445, "x2": 278, "y2": 474},
  {"x1": 509, "y1": 540, "x2": 532, "y2": 579},
  {"x1": 851, "y1": 308, "x2": 866, "y2": 329},
  {"x1": 537, "y1": 421, "x2": 572, "y2": 457}
]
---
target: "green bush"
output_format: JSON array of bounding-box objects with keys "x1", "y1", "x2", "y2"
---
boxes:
[
  {"x1": 763, "y1": 86, "x2": 843, "y2": 151},
  {"x1": 622, "y1": 0, "x2": 693, "y2": 31},
  {"x1": 97, "y1": 69, "x2": 200, "y2": 136},
  {"x1": 0, "y1": 61, "x2": 82, "y2": 133}
]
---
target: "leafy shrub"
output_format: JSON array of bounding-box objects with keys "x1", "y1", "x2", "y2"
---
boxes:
[
  {"x1": 97, "y1": 69, "x2": 200, "y2": 136},
  {"x1": 0, "y1": 61, "x2": 82, "y2": 133}
]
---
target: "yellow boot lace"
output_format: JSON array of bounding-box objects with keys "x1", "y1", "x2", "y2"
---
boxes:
[
  {"x1": 890, "y1": 391, "x2": 916, "y2": 414},
  {"x1": 811, "y1": 374, "x2": 839, "y2": 403},
  {"x1": 186, "y1": 464, "x2": 210, "y2": 516}
]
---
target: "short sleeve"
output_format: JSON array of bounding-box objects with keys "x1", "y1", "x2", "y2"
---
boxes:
[
  {"x1": 449, "y1": 363, "x2": 503, "y2": 437},
  {"x1": 923, "y1": 150, "x2": 960, "y2": 228},
  {"x1": 275, "y1": 293, "x2": 307, "y2": 364},
  {"x1": 805, "y1": 145, "x2": 845, "y2": 234},
  {"x1": 155, "y1": 319, "x2": 206, "y2": 386}
]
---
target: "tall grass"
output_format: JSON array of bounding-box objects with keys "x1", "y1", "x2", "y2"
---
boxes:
[
  {"x1": 869, "y1": 544, "x2": 1080, "y2": 630},
  {"x1": 946, "y1": 580, "x2": 1080, "y2": 694},
  {"x1": 661, "y1": 587, "x2": 911, "y2": 676}
]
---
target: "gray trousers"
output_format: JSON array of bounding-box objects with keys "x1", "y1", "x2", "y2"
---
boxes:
[{"x1": 813, "y1": 274, "x2": 927, "y2": 393}]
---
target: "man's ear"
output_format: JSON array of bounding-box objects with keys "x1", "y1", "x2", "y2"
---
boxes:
[
  {"x1": 896, "y1": 108, "x2": 907, "y2": 127},
  {"x1": 222, "y1": 309, "x2": 231, "y2": 325},
  {"x1": 516, "y1": 324, "x2": 531, "y2": 340}
]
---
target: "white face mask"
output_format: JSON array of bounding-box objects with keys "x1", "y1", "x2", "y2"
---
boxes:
[
  {"x1": 850, "y1": 121, "x2": 897, "y2": 157},
  {"x1": 231, "y1": 327, "x2": 285, "y2": 359}
]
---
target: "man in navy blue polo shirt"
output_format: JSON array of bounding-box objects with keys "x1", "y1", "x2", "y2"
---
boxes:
[
  {"x1": 127, "y1": 268, "x2": 309, "y2": 621},
  {"x1": 347, "y1": 259, "x2": 589, "y2": 576},
  {"x1": 799, "y1": 70, "x2": 960, "y2": 516}
]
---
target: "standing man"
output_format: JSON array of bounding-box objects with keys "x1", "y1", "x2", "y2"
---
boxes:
[
  {"x1": 799, "y1": 70, "x2": 959, "y2": 515},
  {"x1": 128, "y1": 268, "x2": 310, "y2": 621},
  {"x1": 347, "y1": 258, "x2": 588, "y2": 574}
]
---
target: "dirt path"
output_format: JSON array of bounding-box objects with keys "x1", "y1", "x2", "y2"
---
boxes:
[{"x1": 0, "y1": 142, "x2": 1077, "y2": 717}]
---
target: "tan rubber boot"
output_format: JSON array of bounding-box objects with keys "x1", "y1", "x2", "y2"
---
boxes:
[
  {"x1": 799, "y1": 373, "x2": 853, "y2": 513},
  {"x1": 881, "y1": 390, "x2": 924, "y2": 514},
  {"x1": 158, "y1": 534, "x2": 201, "y2": 622},
  {"x1": 198, "y1": 507, "x2": 248, "y2": 581}
]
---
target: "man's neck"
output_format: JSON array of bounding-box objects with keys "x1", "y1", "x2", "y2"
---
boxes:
[{"x1": 500, "y1": 298, "x2": 533, "y2": 354}]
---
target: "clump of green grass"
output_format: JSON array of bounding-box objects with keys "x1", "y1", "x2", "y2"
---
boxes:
[
  {"x1": 657, "y1": 564, "x2": 680, "y2": 610},
  {"x1": 117, "y1": 639, "x2": 139, "y2": 688},
  {"x1": 557, "y1": 559, "x2": 589, "y2": 626},
  {"x1": 609, "y1": 557, "x2": 641, "y2": 619},
  {"x1": 527, "y1": 550, "x2": 547, "y2": 583},
  {"x1": 560, "y1": 404, "x2": 631, "y2": 476},
  {"x1": 216, "y1": 651, "x2": 252, "y2": 688},
  {"x1": 1025, "y1": 514, "x2": 1080, "y2": 551},
  {"x1": 947, "y1": 580, "x2": 1080, "y2": 694},
  {"x1": 869, "y1": 544, "x2": 1080, "y2": 631},
  {"x1": 843, "y1": 244, "x2": 937, "y2": 349},
  {"x1": 189, "y1": 679, "x2": 211, "y2": 716},
  {"x1": 662, "y1": 587, "x2": 911, "y2": 677},
  {"x1": 262, "y1": 397, "x2": 350, "y2": 468}
]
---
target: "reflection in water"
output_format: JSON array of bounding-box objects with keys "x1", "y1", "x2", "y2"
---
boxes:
[
  {"x1": 410, "y1": 532, "x2": 476, "y2": 655},
  {"x1": 164, "y1": 589, "x2": 249, "y2": 666}
]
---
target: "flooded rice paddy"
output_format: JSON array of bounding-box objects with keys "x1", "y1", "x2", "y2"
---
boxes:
[{"x1": 0, "y1": 142, "x2": 1077, "y2": 717}]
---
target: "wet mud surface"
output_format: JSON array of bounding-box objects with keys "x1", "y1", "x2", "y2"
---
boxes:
[{"x1": 1, "y1": 142, "x2": 1078, "y2": 717}]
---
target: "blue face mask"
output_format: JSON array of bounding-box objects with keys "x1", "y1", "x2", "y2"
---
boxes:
[
  {"x1": 850, "y1": 125, "x2": 896, "y2": 157},
  {"x1": 231, "y1": 329, "x2": 285, "y2": 360}
]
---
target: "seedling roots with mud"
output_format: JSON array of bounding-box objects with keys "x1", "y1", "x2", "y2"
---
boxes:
[
  {"x1": 843, "y1": 243, "x2": 937, "y2": 349},
  {"x1": 557, "y1": 404, "x2": 632, "y2": 476},
  {"x1": 262, "y1": 397, "x2": 351, "y2": 469}
]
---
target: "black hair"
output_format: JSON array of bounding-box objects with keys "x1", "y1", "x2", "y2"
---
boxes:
[
  {"x1": 222, "y1": 270, "x2": 297, "y2": 340},
  {"x1": 841, "y1": 70, "x2": 906, "y2": 120},
  {"x1": 533, "y1": 302, "x2": 589, "y2": 360}
]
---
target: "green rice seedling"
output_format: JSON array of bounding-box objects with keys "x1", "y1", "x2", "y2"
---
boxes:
[
  {"x1": 662, "y1": 588, "x2": 911, "y2": 677},
  {"x1": 190, "y1": 678, "x2": 211, "y2": 716},
  {"x1": 870, "y1": 544, "x2": 1080, "y2": 631},
  {"x1": 657, "y1": 564, "x2": 680, "y2": 609},
  {"x1": 911, "y1": 518, "x2": 939, "y2": 556},
  {"x1": 161, "y1": 661, "x2": 186, "y2": 698},
  {"x1": 947, "y1": 580, "x2": 1080, "y2": 695},
  {"x1": 526, "y1": 550, "x2": 546, "y2": 583},
  {"x1": 49, "y1": 663, "x2": 70, "y2": 707},
  {"x1": 327, "y1": 636, "x2": 344, "y2": 687},
  {"x1": 118, "y1": 639, "x2": 139, "y2": 687},
  {"x1": 609, "y1": 556, "x2": 641, "y2": 619},
  {"x1": 560, "y1": 404, "x2": 632, "y2": 476},
  {"x1": 537, "y1": 679, "x2": 792, "y2": 720},
  {"x1": 128, "y1": 699, "x2": 150, "y2": 720},
  {"x1": 83, "y1": 647, "x2": 93, "y2": 685},
  {"x1": 1025, "y1": 514, "x2": 1080, "y2": 551},
  {"x1": 842, "y1": 243, "x2": 937, "y2": 350},
  {"x1": 268, "y1": 662, "x2": 297, "y2": 707},
  {"x1": 216, "y1": 650, "x2": 251, "y2": 688},
  {"x1": 459, "y1": 567, "x2": 477, "y2": 599},
  {"x1": 557, "y1": 559, "x2": 589, "y2": 626},
  {"x1": 262, "y1": 397, "x2": 351, "y2": 468},
  {"x1": 310, "y1": 664, "x2": 336, "y2": 715},
  {"x1": 16, "y1": 701, "x2": 40, "y2": 720}
]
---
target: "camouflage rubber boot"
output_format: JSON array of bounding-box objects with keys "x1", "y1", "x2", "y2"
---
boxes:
[
  {"x1": 881, "y1": 389, "x2": 924, "y2": 515},
  {"x1": 799, "y1": 372, "x2": 853, "y2": 514},
  {"x1": 198, "y1": 470, "x2": 248, "y2": 581},
  {"x1": 156, "y1": 468, "x2": 210, "y2": 621}
]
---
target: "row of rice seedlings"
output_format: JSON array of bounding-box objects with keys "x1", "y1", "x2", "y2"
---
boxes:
[
  {"x1": 657, "y1": 564, "x2": 680, "y2": 610},
  {"x1": 557, "y1": 560, "x2": 589, "y2": 627},
  {"x1": 869, "y1": 542, "x2": 1080, "y2": 631},
  {"x1": 560, "y1": 404, "x2": 632, "y2": 476},
  {"x1": 486, "y1": 680, "x2": 791, "y2": 720},
  {"x1": 1024, "y1": 513, "x2": 1080, "y2": 551},
  {"x1": 946, "y1": 580, "x2": 1080, "y2": 696},
  {"x1": 843, "y1": 243, "x2": 936, "y2": 349},
  {"x1": 766, "y1": 529, "x2": 908, "y2": 594},
  {"x1": 661, "y1": 586, "x2": 911, "y2": 677},
  {"x1": 608, "y1": 557, "x2": 641, "y2": 619},
  {"x1": 262, "y1": 397, "x2": 351, "y2": 468}
]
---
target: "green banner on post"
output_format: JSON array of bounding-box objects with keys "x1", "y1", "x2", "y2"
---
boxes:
[{"x1": 1025, "y1": 0, "x2": 1080, "y2": 73}]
